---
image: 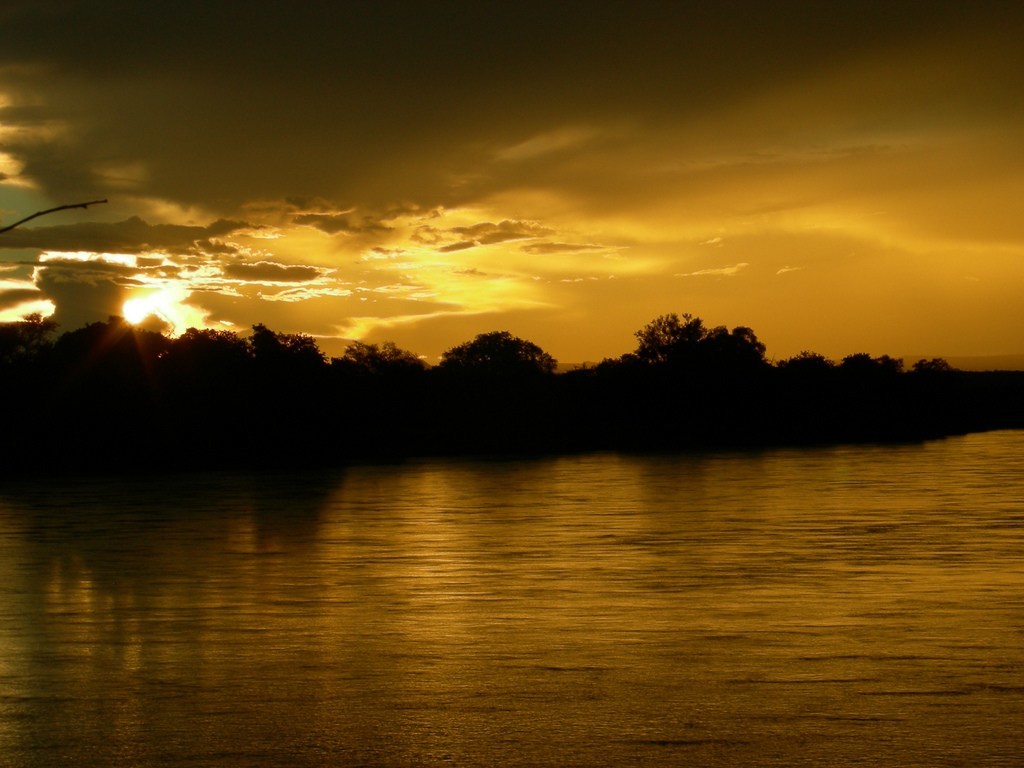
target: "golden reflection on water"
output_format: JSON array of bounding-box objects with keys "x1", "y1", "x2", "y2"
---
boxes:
[{"x1": 0, "y1": 433, "x2": 1022, "y2": 766}]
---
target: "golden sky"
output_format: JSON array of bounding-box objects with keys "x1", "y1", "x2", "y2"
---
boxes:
[{"x1": 2, "y1": 2, "x2": 1023, "y2": 363}]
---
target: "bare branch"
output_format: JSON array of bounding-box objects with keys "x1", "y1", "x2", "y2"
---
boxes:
[{"x1": 0, "y1": 199, "x2": 108, "y2": 234}]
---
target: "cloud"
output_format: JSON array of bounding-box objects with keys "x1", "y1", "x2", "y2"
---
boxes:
[
  {"x1": 450, "y1": 220, "x2": 553, "y2": 244},
  {"x1": 1, "y1": 4, "x2": 1019, "y2": 221},
  {"x1": 34, "y1": 252, "x2": 144, "y2": 280},
  {"x1": 0, "y1": 216, "x2": 254, "y2": 255},
  {"x1": 362, "y1": 247, "x2": 403, "y2": 261},
  {"x1": 495, "y1": 126, "x2": 599, "y2": 162},
  {"x1": 675, "y1": 263, "x2": 750, "y2": 278},
  {"x1": 292, "y1": 213, "x2": 392, "y2": 235},
  {"x1": 0, "y1": 286, "x2": 41, "y2": 310},
  {"x1": 258, "y1": 285, "x2": 353, "y2": 303},
  {"x1": 520, "y1": 242, "x2": 607, "y2": 255},
  {"x1": 3, "y1": 3, "x2": 1024, "y2": 361},
  {"x1": 417, "y1": 219, "x2": 556, "y2": 253},
  {"x1": 222, "y1": 261, "x2": 323, "y2": 283},
  {"x1": 33, "y1": 266, "x2": 128, "y2": 331},
  {"x1": 438, "y1": 241, "x2": 477, "y2": 253}
]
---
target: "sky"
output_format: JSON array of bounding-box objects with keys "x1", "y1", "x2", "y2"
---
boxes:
[{"x1": 2, "y1": 1, "x2": 1024, "y2": 364}]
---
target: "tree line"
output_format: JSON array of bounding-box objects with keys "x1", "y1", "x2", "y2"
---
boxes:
[{"x1": 1, "y1": 312, "x2": 1022, "y2": 473}]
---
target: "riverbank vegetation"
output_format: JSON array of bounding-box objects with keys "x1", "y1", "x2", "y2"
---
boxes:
[{"x1": 2, "y1": 312, "x2": 1023, "y2": 473}]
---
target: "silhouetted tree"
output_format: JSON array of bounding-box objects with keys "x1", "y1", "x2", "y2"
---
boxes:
[
  {"x1": 776, "y1": 351, "x2": 835, "y2": 374},
  {"x1": 428, "y1": 331, "x2": 558, "y2": 454},
  {"x1": 170, "y1": 327, "x2": 250, "y2": 364},
  {"x1": 629, "y1": 313, "x2": 767, "y2": 377},
  {"x1": 242, "y1": 324, "x2": 332, "y2": 460},
  {"x1": 51, "y1": 316, "x2": 169, "y2": 383},
  {"x1": 334, "y1": 340, "x2": 425, "y2": 377},
  {"x1": 0, "y1": 313, "x2": 58, "y2": 367},
  {"x1": 633, "y1": 313, "x2": 707, "y2": 365},
  {"x1": 249, "y1": 324, "x2": 326, "y2": 369},
  {"x1": 0, "y1": 307, "x2": 1020, "y2": 474},
  {"x1": 912, "y1": 357, "x2": 955, "y2": 373},
  {"x1": 34, "y1": 317, "x2": 171, "y2": 464},
  {"x1": 160, "y1": 327, "x2": 252, "y2": 392},
  {"x1": 0, "y1": 314, "x2": 59, "y2": 446},
  {"x1": 840, "y1": 353, "x2": 904, "y2": 376},
  {"x1": 700, "y1": 324, "x2": 768, "y2": 373},
  {"x1": 438, "y1": 331, "x2": 556, "y2": 376},
  {"x1": 875, "y1": 355, "x2": 904, "y2": 374}
]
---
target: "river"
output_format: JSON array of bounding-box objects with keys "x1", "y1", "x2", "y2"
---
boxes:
[{"x1": 1, "y1": 431, "x2": 1022, "y2": 766}]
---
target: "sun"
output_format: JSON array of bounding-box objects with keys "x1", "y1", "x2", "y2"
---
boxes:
[{"x1": 122, "y1": 285, "x2": 198, "y2": 334}]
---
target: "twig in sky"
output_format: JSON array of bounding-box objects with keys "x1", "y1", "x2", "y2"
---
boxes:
[{"x1": 0, "y1": 199, "x2": 108, "y2": 234}]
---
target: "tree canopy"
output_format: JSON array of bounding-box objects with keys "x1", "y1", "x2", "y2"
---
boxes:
[
  {"x1": 630, "y1": 313, "x2": 767, "y2": 374},
  {"x1": 335, "y1": 341, "x2": 425, "y2": 377},
  {"x1": 0, "y1": 308, "x2": 1003, "y2": 475},
  {"x1": 438, "y1": 330, "x2": 557, "y2": 376}
]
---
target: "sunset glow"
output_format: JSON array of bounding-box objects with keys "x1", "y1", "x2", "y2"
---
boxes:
[
  {"x1": 3, "y1": 8, "x2": 1024, "y2": 766},
  {"x1": 122, "y1": 285, "x2": 194, "y2": 333},
  {"x1": 2, "y1": 4, "x2": 1024, "y2": 364}
]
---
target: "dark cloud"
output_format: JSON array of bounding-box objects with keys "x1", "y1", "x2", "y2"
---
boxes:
[
  {"x1": 4, "y1": 2, "x2": 1008, "y2": 212},
  {"x1": 3, "y1": 2, "x2": 1024, "y2": 359},
  {"x1": 0, "y1": 216, "x2": 253, "y2": 255},
  {"x1": 33, "y1": 267, "x2": 127, "y2": 331},
  {"x1": 281, "y1": 197, "x2": 339, "y2": 214},
  {"x1": 293, "y1": 213, "x2": 392, "y2": 236},
  {"x1": 368, "y1": 247, "x2": 403, "y2": 259},
  {"x1": 0, "y1": 287, "x2": 42, "y2": 310},
  {"x1": 438, "y1": 241, "x2": 477, "y2": 254},
  {"x1": 222, "y1": 261, "x2": 323, "y2": 283},
  {"x1": 287, "y1": 201, "x2": 433, "y2": 236},
  {"x1": 193, "y1": 238, "x2": 243, "y2": 256},
  {"x1": 420, "y1": 220, "x2": 555, "y2": 252},
  {"x1": 450, "y1": 220, "x2": 554, "y2": 245}
]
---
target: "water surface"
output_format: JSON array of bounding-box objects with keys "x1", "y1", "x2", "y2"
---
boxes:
[{"x1": 1, "y1": 432, "x2": 1023, "y2": 766}]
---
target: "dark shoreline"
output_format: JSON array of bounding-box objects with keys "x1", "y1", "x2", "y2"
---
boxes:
[
  {"x1": 4, "y1": 316, "x2": 1024, "y2": 477},
  {"x1": 5, "y1": 367, "x2": 1024, "y2": 478}
]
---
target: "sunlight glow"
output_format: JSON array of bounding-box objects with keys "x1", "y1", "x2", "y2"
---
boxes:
[
  {"x1": 39, "y1": 251, "x2": 138, "y2": 268},
  {"x1": 0, "y1": 299, "x2": 55, "y2": 323},
  {"x1": 122, "y1": 285, "x2": 201, "y2": 335}
]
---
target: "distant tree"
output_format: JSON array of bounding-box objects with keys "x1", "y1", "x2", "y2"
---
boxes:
[
  {"x1": 0, "y1": 313, "x2": 58, "y2": 367},
  {"x1": 776, "y1": 351, "x2": 835, "y2": 374},
  {"x1": 634, "y1": 313, "x2": 707, "y2": 365},
  {"x1": 839, "y1": 353, "x2": 873, "y2": 372},
  {"x1": 875, "y1": 355, "x2": 904, "y2": 374},
  {"x1": 839, "y1": 353, "x2": 904, "y2": 376},
  {"x1": 162, "y1": 328, "x2": 251, "y2": 383},
  {"x1": 50, "y1": 316, "x2": 170, "y2": 400},
  {"x1": 631, "y1": 313, "x2": 766, "y2": 374},
  {"x1": 172, "y1": 327, "x2": 250, "y2": 359},
  {"x1": 700, "y1": 324, "x2": 768, "y2": 371},
  {"x1": 439, "y1": 331, "x2": 556, "y2": 376},
  {"x1": 335, "y1": 340, "x2": 425, "y2": 377},
  {"x1": 595, "y1": 352, "x2": 640, "y2": 372},
  {"x1": 912, "y1": 357, "x2": 955, "y2": 373},
  {"x1": 249, "y1": 324, "x2": 326, "y2": 369}
]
